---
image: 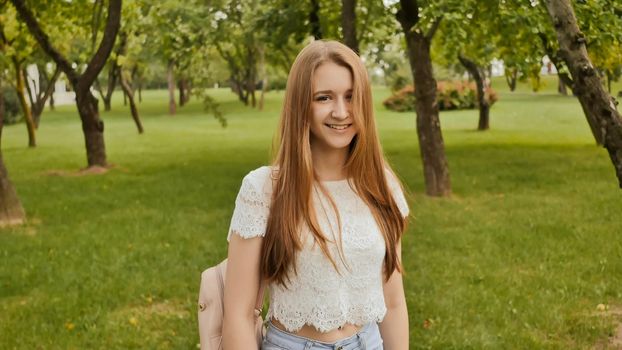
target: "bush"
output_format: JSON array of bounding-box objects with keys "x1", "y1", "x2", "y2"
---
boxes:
[
  {"x1": 2, "y1": 86, "x2": 22, "y2": 125},
  {"x1": 383, "y1": 81, "x2": 498, "y2": 112}
]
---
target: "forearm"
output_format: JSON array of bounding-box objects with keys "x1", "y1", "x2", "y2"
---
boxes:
[
  {"x1": 379, "y1": 301, "x2": 409, "y2": 350},
  {"x1": 222, "y1": 317, "x2": 259, "y2": 350}
]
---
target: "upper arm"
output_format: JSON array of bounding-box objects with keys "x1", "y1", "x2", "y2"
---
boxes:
[
  {"x1": 223, "y1": 169, "x2": 271, "y2": 320},
  {"x1": 383, "y1": 240, "x2": 406, "y2": 310},
  {"x1": 385, "y1": 168, "x2": 410, "y2": 219},
  {"x1": 224, "y1": 234, "x2": 263, "y2": 320}
]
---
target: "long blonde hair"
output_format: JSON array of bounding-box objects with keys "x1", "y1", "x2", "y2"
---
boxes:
[{"x1": 261, "y1": 40, "x2": 407, "y2": 286}]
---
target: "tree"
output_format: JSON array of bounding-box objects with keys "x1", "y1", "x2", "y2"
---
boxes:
[
  {"x1": 0, "y1": 5, "x2": 37, "y2": 147},
  {"x1": 23, "y1": 54, "x2": 61, "y2": 127},
  {"x1": 11, "y1": 0, "x2": 122, "y2": 167},
  {"x1": 341, "y1": 0, "x2": 358, "y2": 53},
  {"x1": 0, "y1": 77, "x2": 26, "y2": 226},
  {"x1": 458, "y1": 55, "x2": 490, "y2": 130},
  {"x1": 142, "y1": 0, "x2": 210, "y2": 114},
  {"x1": 208, "y1": 0, "x2": 262, "y2": 107},
  {"x1": 396, "y1": 0, "x2": 451, "y2": 196},
  {"x1": 434, "y1": 1, "x2": 497, "y2": 130},
  {"x1": 116, "y1": 31, "x2": 143, "y2": 133},
  {"x1": 543, "y1": 0, "x2": 622, "y2": 187},
  {"x1": 310, "y1": 0, "x2": 322, "y2": 39}
]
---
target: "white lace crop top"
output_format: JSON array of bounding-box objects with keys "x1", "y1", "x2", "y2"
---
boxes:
[{"x1": 226, "y1": 166, "x2": 409, "y2": 333}]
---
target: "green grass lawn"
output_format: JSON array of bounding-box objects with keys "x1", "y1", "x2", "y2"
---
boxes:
[{"x1": 1, "y1": 76, "x2": 621, "y2": 349}]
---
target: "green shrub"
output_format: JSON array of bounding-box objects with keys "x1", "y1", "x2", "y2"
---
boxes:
[
  {"x1": 383, "y1": 81, "x2": 498, "y2": 112},
  {"x1": 1, "y1": 86, "x2": 22, "y2": 125}
]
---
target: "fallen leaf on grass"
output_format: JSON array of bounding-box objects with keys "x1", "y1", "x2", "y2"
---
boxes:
[{"x1": 423, "y1": 319, "x2": 432, "y2": 329}]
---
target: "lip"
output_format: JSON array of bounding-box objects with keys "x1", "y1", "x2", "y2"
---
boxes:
[
  {"x1": 325, "y1": 123, "x2": 352, "y2": 128},
  {"x1": 324, "y1": 123, "x2": 352, "y2": 134}
]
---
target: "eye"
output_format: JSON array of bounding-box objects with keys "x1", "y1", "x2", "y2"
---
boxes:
[
  {"x1": 315, "y1": 95, "x2": 331, "y2": 102},
  {"x1": 345, "y1": 94, "x2": 353, "y2": 102}
]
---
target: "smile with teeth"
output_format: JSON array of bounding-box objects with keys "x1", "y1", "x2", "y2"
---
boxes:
[{"x1": 326, "y1": 123, "x2": 352, "y2": 130}]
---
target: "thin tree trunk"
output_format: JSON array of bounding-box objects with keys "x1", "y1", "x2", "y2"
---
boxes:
[
  {"x1": 178, "y1": 79, "x2": 186, "y2": 107},
  {"x1": 32, "y1": 66, "x2": 60, "y2": 128},
  {"x1": 310, "y1": 0, "x2": 322, "y2": 39},
  {"x1": 184, "y1": 81, "x2": 191, "y2": 104},
  {"x1": 558, "y1": 76, "x2": 568, "y2": 95},
  {"x1": 167, "y1": 59, "x2": 176, "y2": 115},
  {"x1": 606, "y1": 71, "x2": 612, "y2": 94},
  {"x1": 0, "y1": 90, "x2": 26, "y2": 226},
  {"x1": 49, "y1": 84, "x2": 55, "y2": 111},
  {"x1": 12, "y1": 58, "x2": 36, "y2": 147},
  {"x1": 103, "y1": 63, "x2": 118, "y2": 111},
  {"x1": 505, "y1": 67, "x2": 517, "y2": 91},
  {"x1": 458, "y1": 54, "x2": 490, "y2": 131},
  {"x1": 118, "y1": 69, "x2": 143, "y2": 134},
  {"x1": 341, "y1": 0, "x2": 359, "y2": 54},
  {"x1": 258, "y1": 46, "x2": 267, "y2": 111},
  {"x1": 397, "y1": 1, "x2": 451, "y2": 197},
  {"x1": 544, "y1": 0, "x2": 622, "y2": 187}
]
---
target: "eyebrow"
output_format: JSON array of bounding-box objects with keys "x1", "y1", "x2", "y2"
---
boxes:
[{"x1": 313, "y1": 89, "x2": 353, "y2": 95}]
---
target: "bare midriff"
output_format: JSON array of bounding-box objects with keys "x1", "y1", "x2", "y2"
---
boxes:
[{"x1": 270, "y1": 318, "x2": 363, "y2": 342}]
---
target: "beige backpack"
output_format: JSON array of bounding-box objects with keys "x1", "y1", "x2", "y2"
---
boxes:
[{"x1": 197, "y1": 259, "x2": 265, "y2": 350}]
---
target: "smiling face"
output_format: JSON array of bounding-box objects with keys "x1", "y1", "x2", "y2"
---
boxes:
[{"x1": 309, "y1": 61, "x2": 358, "y2": 156}]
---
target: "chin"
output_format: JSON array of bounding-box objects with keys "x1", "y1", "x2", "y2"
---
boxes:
[{"x1": 326, "y1": 135, "x2": 356, "y2": 150}]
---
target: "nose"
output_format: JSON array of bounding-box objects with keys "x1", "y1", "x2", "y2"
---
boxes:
[{"x1": 332, "y1": 96, "x2": 349, "y2": 120}]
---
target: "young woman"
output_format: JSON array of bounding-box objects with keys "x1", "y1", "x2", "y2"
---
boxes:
[{"x1": 222, "y1": 40, "x2": 410, "y2": 350}]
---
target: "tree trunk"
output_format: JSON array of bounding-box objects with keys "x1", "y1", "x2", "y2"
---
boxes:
[
  {"x1": 505, "y1": 67, "x2": 517, "y2": 92},
  {"x1": 341, "y1": 0, "x2": 359, "y2": 54},
  {"x1": 75, "y1": 90, "x2": 107, "y2": 166},
  {"x1": 606, "y1": 70, "x2": 612, "y2": 94},
  {"x1": 0, "y1": 83, "x2": 26, "y2": 226},
  {"x1": 183, "y1": 80, "x2": 191, "y2": 104},
  {"x1": 167, "y1": 59, "x2": 176, "y2": 115},
  {"x1": 12, "y1": 58, "x2": 36, "y2": 147},
  {"x1": 558, "y1": 76, "x2": 568, "y2": 95},
  {"x1": 118, "y1": 70, "x2": 143, "y2": 134},
  {"x1": 458, "y1": 55, "x2": 490, "y2": 131},
  {"x1": 103, "y1": 63, "x2": 118, "y2": 111},
  {"x1": 178, "y1": 79, "x2": 186, "y2": 107},
  {"x1": 397, "y1": 1, "x2": 451, "y2": 197},
  {"x1": 258, "y1": 46, "x2": 267, "y2": 111},
  {"x1": 49, "y1": 85, "x2": 55, "y2": 111},
  {"x1": 544, "y1": 0, "x2": 622, "y2": 187},
  {"x1": 309, "y1": 0, "x2": 322, "y2": 40}
]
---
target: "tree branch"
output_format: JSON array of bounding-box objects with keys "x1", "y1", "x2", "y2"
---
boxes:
[
  {"x1": 537, "y1": 31, "x2": 574, "y2": 88},
  {"x1": 425, "y1": 16, "x2": 442, "y2": 40},
  {"x1": 9, "y1": 0, "x2": 79, "y2": 84},
  {"x1": 78, "y1": 0, "x2": 122, "y2": 91},
  {"x1": 39, "y1": 65, "x2": 60, "y2": 108}
]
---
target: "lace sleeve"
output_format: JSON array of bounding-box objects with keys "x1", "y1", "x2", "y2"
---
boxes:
[
  {"x1": 385, "y1": 169, "x2": 410, "y2": 218},
  {"x1": 226, "y1": 170, "x2": 272, "y2": 241}
]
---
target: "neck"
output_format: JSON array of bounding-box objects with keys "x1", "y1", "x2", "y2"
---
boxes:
[{"x1": 311, "y1": 143, "x2": 349, "y2": 181}]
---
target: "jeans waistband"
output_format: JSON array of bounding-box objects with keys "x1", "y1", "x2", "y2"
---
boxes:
[{"x1": 264, "y1": 320, "x2": 380, "y2": 350}]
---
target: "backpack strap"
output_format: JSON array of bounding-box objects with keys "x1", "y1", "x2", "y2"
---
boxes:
[{"x1": 254, "y1": 281, "x2": 266, "y2": 317}]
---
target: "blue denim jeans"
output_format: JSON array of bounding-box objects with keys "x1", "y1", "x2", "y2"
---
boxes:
[{"x1": 261, "y1": 321, "x2": 383, "y2": 350}]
